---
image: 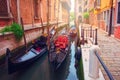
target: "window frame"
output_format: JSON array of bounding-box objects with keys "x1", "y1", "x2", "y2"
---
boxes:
[
  {"x1": 116, "y1": 0, "x2": 120, "y2": 25},
  {"x1": 0, "y1": 0, "x2": 12, "y2": 18},
  {"x1": 117, "y1": 0, "x2": 120, "y2": 24},
  {"x1": 97, "y1": 0, "x2": 101, "y2": 6},
  {"x1": 33, "y1": 0, "x2": 39, "y2": 19}
]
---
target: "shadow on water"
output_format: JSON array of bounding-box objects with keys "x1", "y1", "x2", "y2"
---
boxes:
[{"x1": 0, "y1": 42, "x2": 84, "y2": 80}]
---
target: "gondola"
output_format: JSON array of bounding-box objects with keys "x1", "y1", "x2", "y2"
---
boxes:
[
  {"x1": 69, "y1": 26, "x2": 77, "y2": 38},
  {"x1": 6, "y1": 35, "x2": 48, "y2": 74},
  {"x1": 49, "y1": 34, "x2": 70, "y2": 70}
]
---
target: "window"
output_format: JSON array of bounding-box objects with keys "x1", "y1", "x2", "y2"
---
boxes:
[
  {"x1": 97, "y1": 0, "x2": 100, "y2": 6},
  {"x1": 84, "y1": 8, "x2": 87, "y2": 12},
  {"x1": 94, "y1": 0, "x2": 100, "y2": 8},
  {"x1": 79, "y1": 6, "x2": 82, "y2": 12},
  {"x1": 34, "y1": 0, "x2": 39, "y2": 18},
  {"x1": 84, "y1": 1, "x2": 87, "y2": 7},
  {"x1": 0, "y1": 0, "x2": 8, "y2": 16},
  {"x1": 104, "y1": 11, "x2": 106, "y2": 21},
  {"x1": 117, "y1": 2, "x2": 120, "y2": 23}
]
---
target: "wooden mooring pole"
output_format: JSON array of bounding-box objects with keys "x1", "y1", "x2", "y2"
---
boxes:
[
  {"x1": 21, "y1": 18, "x2": 27, "y2": 51},
  {"x1": 95, "y1": 29, "x2": 98, "y2": 45},
  {"x1": 47, "y1": 0, "x2": 50, "y2": 50}
]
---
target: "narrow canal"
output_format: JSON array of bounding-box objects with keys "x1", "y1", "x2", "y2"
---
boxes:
[{"x1": 0, "y1": 42, "x2": 83, "y2": 80}]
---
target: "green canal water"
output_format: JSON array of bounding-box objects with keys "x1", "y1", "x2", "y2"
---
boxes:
[{"x1": 0, "y1": 42, "x2": 84, "y2": 80}]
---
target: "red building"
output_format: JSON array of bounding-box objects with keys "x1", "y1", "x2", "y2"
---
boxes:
[
  {"x1": 0, "y1": 0, "x2": 71, "y2": 56},
  {"x1": 114, "y1": 0, "x2": 120, "y2": 39}
]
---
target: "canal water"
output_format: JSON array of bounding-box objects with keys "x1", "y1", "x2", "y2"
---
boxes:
[{"x1": 0, "y1": 42, "x2": 83, "y2": 80}]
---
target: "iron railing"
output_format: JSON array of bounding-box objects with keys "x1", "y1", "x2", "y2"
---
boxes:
[
  {"x1": 81, "y1": 26, "x2": 97, "y2": 45},
  {"x1": 95, "y1": 52, "x2": 114, "y2": 80}
]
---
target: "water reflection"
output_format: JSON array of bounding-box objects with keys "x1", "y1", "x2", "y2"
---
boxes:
[
  {"x1": 0, "y1": 42, "x2": 82, "y2": 80},
  {"x1": 66, "y1": 42, "x2": 78, "y2": 80}
]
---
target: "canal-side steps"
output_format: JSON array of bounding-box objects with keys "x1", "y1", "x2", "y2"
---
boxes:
[{"x1": 81, "y1": 40, "x2": 105, "y2": 80}]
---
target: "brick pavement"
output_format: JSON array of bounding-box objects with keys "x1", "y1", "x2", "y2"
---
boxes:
[{"x1": 97, "y1": 29, "x2": 120, "y2": 80}]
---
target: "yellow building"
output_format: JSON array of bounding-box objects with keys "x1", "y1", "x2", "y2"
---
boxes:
[{"x1": 88, "y1": 0, "x2": 115, "y2": 33}]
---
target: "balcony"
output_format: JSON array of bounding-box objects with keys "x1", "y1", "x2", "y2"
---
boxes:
[
  {"x1": 94, "y1": 0, "x2": 101, "y2": 10},
  {"x1": 95, "y1": 6, "x2": 100, "y2": 10}
]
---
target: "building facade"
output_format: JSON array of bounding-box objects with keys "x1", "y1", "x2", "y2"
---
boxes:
[
  {"x1": 0, "y1": 0, "x2": 70, "y2": 55},
  {"x1": 75, "y1": 0, "x2": 89, "y2": 27},
  {"x1": 88, "y1": 0, "x2": 116, "y2": 34},
  {"x1": 114, "y1": 0, "x2": 120, "y2": 39},
  {"x1": 87, "y1": 0, "x2": 98, "y2": 27}
]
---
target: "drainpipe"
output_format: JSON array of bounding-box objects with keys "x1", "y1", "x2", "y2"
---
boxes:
[
  {"x1": 108, "y1": 0, "x2": 113, "y2": 36},
  {"x1": 17, "y1": 0, "x2": 21, "y2": 24}
]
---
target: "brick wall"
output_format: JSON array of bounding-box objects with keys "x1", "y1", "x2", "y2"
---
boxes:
[
  {"x1": 114, "y1": 26, "x2": 120, "y2": 39},
  {"x1": 114, "y1": 0, "x2": 120, "y2": 39},
  {"x1": 11, "y1": 0, "x2": 18, "y2": 22},
  {"x1": 41, "y1": 0, "x2": 47, "y2": 22},
  {"x1": 20, "y1": 0, "x2": 34, "y2": 24},
  {"x1": 99, "y1": 20, "x2": 106, "y2": 30}
]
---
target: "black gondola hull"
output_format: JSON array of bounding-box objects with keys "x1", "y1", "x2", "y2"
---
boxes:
[
  {"x1": 7, "y1": 48, "x2": 47, "y2": 74},
  {"x1": 49, "y1": 43, "x2": 71, "y2": 70}
]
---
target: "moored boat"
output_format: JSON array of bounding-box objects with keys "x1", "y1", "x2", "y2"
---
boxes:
[
  {"x1": 49, "y1": 34, "x2": 70, "y2": 70},
  {"x1": 6, "y1": 35, "x2": 48, "y2": 74},
  {"x1": 69, "y1": 26, "x2": 77, "y2": 38}
]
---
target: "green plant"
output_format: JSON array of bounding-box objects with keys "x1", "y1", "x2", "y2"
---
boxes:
[
  {"x1": 11, "y1": 23, "x2": 23, "y2": 41},
  {"x1": 83, "y1": 12, "x2": 89, "y2": 19},
  {"x1": 0, "y1": 23, "x2": 23, "y2": 41},
  {"x1": 0, "y1": 26, "x2": 11, "y2": 34},
  {"x1": 70, "y1": 11, "x2": 75, "y2": 21}
]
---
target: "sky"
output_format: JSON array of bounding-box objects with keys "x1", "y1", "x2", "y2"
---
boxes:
[{"x1": 70, "y1": 0, "x2": 74, "y2": 12}]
